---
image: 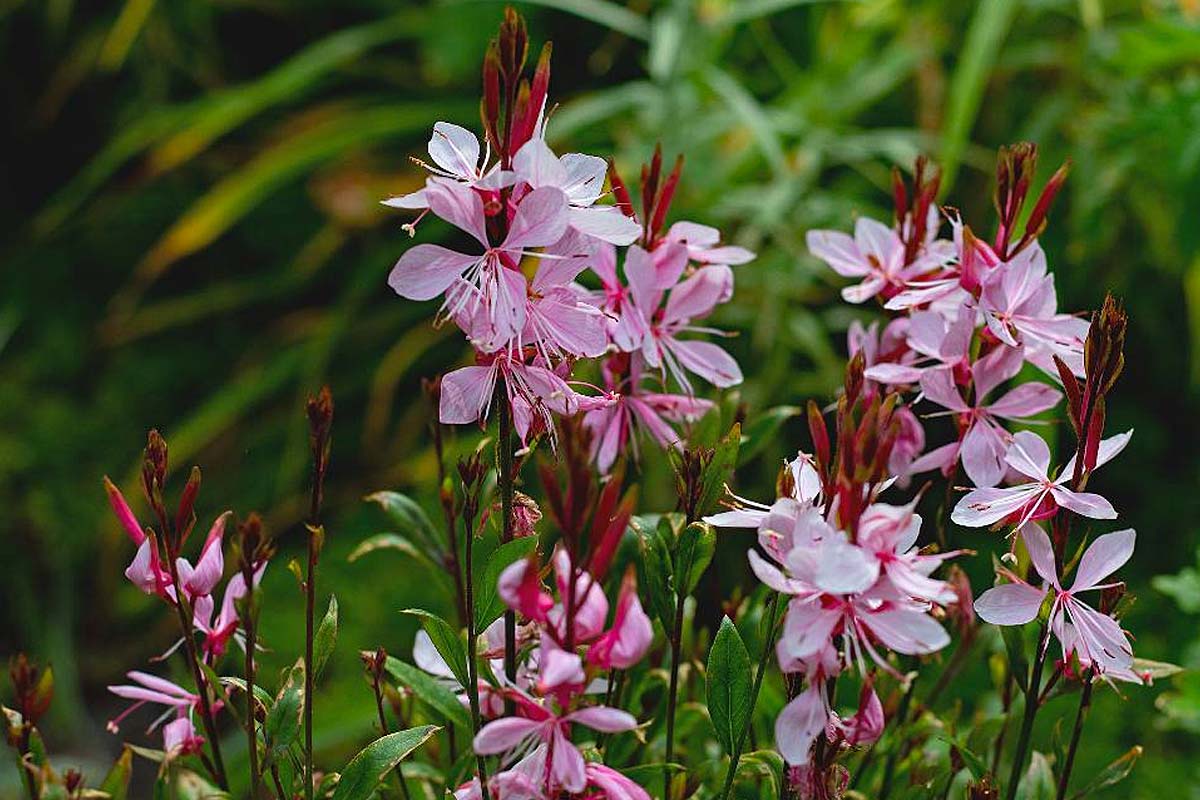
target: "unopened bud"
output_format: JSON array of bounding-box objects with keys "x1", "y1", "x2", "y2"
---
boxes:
[{"x1": 141, "y1": 429, "x2": 169, "y2": 505}]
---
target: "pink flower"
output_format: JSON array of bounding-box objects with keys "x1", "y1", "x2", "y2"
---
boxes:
[
  {"x1": 806, "y1": 216, "x2": 952, "y2": 304},
  {"x1": 161, "y1": 717, "x2": 205, "y2": 759},
  {"x1": 174, "y1": 511, "x2": 231, "y2": 603},
  {"x1": 586, "y1": 570, "x2": 653, "y2": 670},
  {"x1": 978, "y1": 241, "x2": 1088, "y2": 377},
  {"x1": 582, "y1": 358, "x2": 712, "y2": 474},
  {"x1": 618, "y1": 245, "x2": 742, "y2": 392},
  {"x1": 104, "y1": 477, "x2": 171, "y2": 597},
  {"x1": 863, "y1": 307, "x2": 974, "y2": 387},
  {"x1": 438, "y1": 351, "x2": 584, "y2": 444},
  {"x1": 974, "y1": 523, "x2": 1136, "y2": 675},
  {"x1": 383, "y1": 122, "x2": 512, "y2": 209},
  {"x1": 951, "y1": 430, "x2": 1128, "y2": 528},
  {"x1": 106, "y1": 671, "x2": 201, "y2": 735},
  {"x1": 914, "y1": 346, "x2": 1061, "y2": 487},
  {"x1": 704, "y1": 453, "x2": 823, "y2": 532},
  {"x1": 855, "y1": 501, "x2": 960, "y2": 605},
  {"x1": 513, "y1": 138, "x2": 640, "y2": 246},
  {"x1": 663, "y1": 221, "x2": 756, "y2": 271},
  {"x1": 193, "y1": 563, "x2": 266, "y2": 661},
  {"x1": 584, "y1": 763, "x2": 651, "y2": 800},
  {"x1": 474, "y1": 701, "x2": 637, "y2": 794},
  {"x1": 388, "y1": 181, "x2": 568, "y2": 346}
]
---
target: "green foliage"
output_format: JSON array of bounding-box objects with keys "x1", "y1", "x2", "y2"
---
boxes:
[
  {"x1": 329, "y1": 725, "x2": 439, "y2": 800},
  {"x1": 706, "y1": 616, "x2": 752, "y2": 754}
]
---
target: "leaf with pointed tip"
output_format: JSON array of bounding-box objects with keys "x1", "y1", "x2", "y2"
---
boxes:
[
  {"x1": 400, "y1": 609, "x2": 469, "y2": 689},
  {"x1": 1069, "y1": 746, "x2": 1142, "y2": 800},
  {"x1": 707, "y1": 616, "x2": 752, "y2": 754},
  {"x1": 365, "y1": 492, "x2": 443, "y2": 558},
  {"x1": 475, "y1": 536, "x2": 539, "y2": 630},
  {"x1": 675, "y1": 522, "x2": 716, "y2": 597},
  {"x1": 314, "y1": 595, "x2": 338, "y2": 680},
  {"x1": 98, "y1": 747, "x2": 133, "y2": 800},
  {"x1": 1015, "y1": 752, "x2": 1055, "y2": 800},
  {"x1": 330, "y1": 726, "x2": 440, "y2": 800},
  {"x1": 383, "y1": 657, "x2": 471, "y2": 730}
]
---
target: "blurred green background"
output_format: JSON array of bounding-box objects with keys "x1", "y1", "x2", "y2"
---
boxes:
[{"x1": 3, "y1": 0, "x2": 1200, "y2": 796}]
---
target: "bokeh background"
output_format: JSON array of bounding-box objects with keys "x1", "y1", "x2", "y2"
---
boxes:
[{"x1": 3, "y1": 0, "x2": 1200, "y2": 796}]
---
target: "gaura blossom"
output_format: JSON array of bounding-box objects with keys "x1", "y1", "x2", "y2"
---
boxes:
[
  {"x1": 438, "y1": 350, "x2": 587, "y2": 444},
  {"x1": 617, "y1": 244, "x2": 742, "y2": 392},
  {"x1": 951, "y1": 430, "x2": 1129, "y2": 528},
  {"x1": 581, "y1": 357, "x2": 712, "y2": 474},
  {"x1": 806, "y1": 214, "x2": 953, "y2": 304},
  {"x1": 978, "y1": 241, "x2": 1088, "y2": 377},
  {"x1": 161, "y1": 716, "x2": 205, "y2": 759},
  {"x1": 383, "y1": 122, "x2": 512, "y2": 209},
  {"x1": 389, "y1": 181, "x2": 568, "y2": 346},
  {"x1": 473, "y1": 700, "x2": 638, "y2": 794},
  {"x1": 912, "y1": 345, "x2": 1061, "y2": 488},
  {"x1": 974, "y1": 524, "x2": 1136, "y2": 675},
  {"x1": 192, "y1": 564, "x2": 266, "y2": 662},
  {"x1": 513, "y1": 138, "x2": 640, "y2": 246},
  {"x1": 106, "y1": 671, "x2": 202, "y2": 736},
  {"x1": 586, "y1": 569, "x2": 654, "y2": 670}
]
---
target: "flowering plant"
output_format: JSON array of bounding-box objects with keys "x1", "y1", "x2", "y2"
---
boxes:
[{"x1": 3, "y1": 9, "x2": 1171, "y2": 800}]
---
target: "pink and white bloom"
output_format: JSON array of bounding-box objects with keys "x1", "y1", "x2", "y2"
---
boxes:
[
  {"x1": 951, "y1": 430, "x2": 1129, "y2": 528},
  {"x1": 106, "y1": 671, "x2": 202, "y2": 735},
  {"x1": 161, "y1": 716, "x2": 205, "y2": 759},
  {"x1": 978, "y1": 242, "x2": 1088, "y2": 377},
  {"x1": 389, "y1": 182, "x2": 568, "y2": 346},
  {"x1": 619, "y1": 245, "x2": 742, "y2": 392},
  {"x1": 193, "y1": 563, "x2": 266, "y2": 661},
  {"x1": 913, "y1": 346, "x2": 1061, "y2": 488},
  {"x1": 806, "y1": 216, "x2": 952, "y2": 304},
  {"x1": 474, "y1": 700, "x2": 637, "y2": 794},
  {"x1": 513, "y1": 138, "x2": 640, "y2": 246},
  {"x1": 174, "y1": 511, "x2": 231, "y2": 603},
  {"x1": 439, "y1": 351, "x2": 587, "y2": 444},
  {"x1": 383, "y1": 122, "x2": 511, "y2": 209},
  {"x1": 974, "y1": 524, "x2": 1136, "y2": 674},
  {"x1": 586, "y1": 570, "x2": 653, "y2": 670}
]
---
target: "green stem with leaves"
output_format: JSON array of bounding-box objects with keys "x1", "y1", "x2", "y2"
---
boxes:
[
  {"x1": 463, "y1": 496, "x2": 492, "y2": 800},
  {"x1": 243, "y1": 583, "x2": 261, "y2": 798},
  {"x1": 718, "y1": 591, "x2": 783, "y2": 800}
]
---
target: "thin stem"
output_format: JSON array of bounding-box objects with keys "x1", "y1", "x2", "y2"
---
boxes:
[
  {"x1": 463, "y1": 504, "x2": 492, "y2": 800},
  {"x1": 164, "y1": 552, "x2": 228, "y2": 790},
  {"x1": 663, "y1": 584, "x2": 687, "y2": 798},
  {"x1": 718, "y1": 591, "x2": 783, "y2": 800},
  {"x1": 243, "y1": 587, "x2": 261, "y2": 799},
  {"x1": 303, "y1": 524, "x2": 318, "y2": 800},
  {"x1": 270, "y1": 764, "x2": 288, "y2": 800},
  {"x1": 1005, "y1": 622, "x2": 1051, "y2": 800},
  {"x1": 17, "y1": 728, "x2": 38, "y2": 800},
  {"x1": 1056, "y1": 672, "x2": 1095, "y2": 800},
  {"x1": 371, "y1": 670, "x2": 412, "y2": 800},
  {"x1": 496, "y1": 381, "x2": 517, "y2": 714}
]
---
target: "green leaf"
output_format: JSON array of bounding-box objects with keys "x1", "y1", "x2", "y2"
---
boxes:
[
  {"x1": 1069, "y1": 746, "x2": 1142, "y2": 800},
  {"x1": 265, "y1": 661, "x2": 304, "y2": 752},
  {"x1": 218, "y1": 677, "x2": 275, "y2": 711},
  {"x1": 176, "y1": 769, "x2": 232, "y2": 800},
  {"x1": 314, "y1": 595, "x2": 338, "y2": 681},
  {"x1": 330, "y1": 725, "x2": 439, "y2": 800},
  {"x1": 475, "y1": 536, "x2": 539, "y2": 630},
  {"x1": 366, "y1": 491, "x2": 444, "y2": 557},
  {"x1": 1015, "y1": 752, "x2": 1055, "y2": 800},
  {"x1": 738, "y1": 406, "x2": 801, "y2": 466},
  {"x1": 400, "y1": 609, "x2": 470, "y2": 690},
  {"x1": 675, "y1": 522, "x2": 716, "y2": 597},
  {"x1": 706, "y1": 616, "x2": 753, "y2": 754},
  {"x1": 1001, "y1": 624, "x2": 1031, "y2": 694},
  {"x1": 637, "y1": 518, "x2": 677, "y2": 633},
  {"x1": 619, "y1": 762, "x2": 685, "y2": 788},
  {"x1": 348, "y1": 533, "x2": 424, "y2": 563},
  {"x1": 698, "y1": 424, "x2": 742, "y2": 519},
  {"x1": 98, "y1": 747, "x2": 133, "y2": 800},
  {"x1": 384, "y1": 657, "x2": 471, "y2": 730}
]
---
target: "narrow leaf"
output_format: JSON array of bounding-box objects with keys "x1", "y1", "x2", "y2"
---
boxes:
[
  {"x1": 707, "y1": 616, "x2": 753, "y2": 754},
  {"x1": 384, "y1": 657, "x2": 471, "y2": 730},
  {"x1": 400, "y1": 609, "x2": 470, "y2": 690},
  {"x1": 475, "y1": 536, "x2": 539, "y2": 630},
  {"x1": 330, "y1": 726, "x2": 440, "y2": 800},
  {"x1": 314, "y1": 595, "x2": 339, "y2": 680}
]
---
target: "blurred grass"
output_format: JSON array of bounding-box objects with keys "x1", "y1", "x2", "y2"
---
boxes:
[{"x1": 2, "y1": 0, "x2": 1200, "y2": 796}]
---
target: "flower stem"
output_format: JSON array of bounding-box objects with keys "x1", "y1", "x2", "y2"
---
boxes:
[
  {"x1": 370, "y1": 667, "x2": 412, "y2": 800},
  {"x1": 1055, "y1": 671, "x2": 1095, "y2": 800},
  {"x1": 1005, "y1": 622, "x2": 1051, "y2": 800},
  {"x1": 463, "y1": 500, "x2": 492, "y2": 800},
  {"x1": 664, "y1": 582, "x2": 687, "y2": 798},
  {"x1": 303, "y1": 523, "x2": 318, "y2": 800},
  {"x1": 496, "y1": 380, "x2": 517, "y2": 714},
  {"x1": 718, "y1": 591, "x2": 783, "y2": 800},
  {"x1": 243, "y1": 583, "x2": 261, "y2": 798},
  {"x1": 878, "y1": 671, "x2": 919, "y2": 800},
  {"x1": 164, "y1": 554, "x2": 228, "y2": 790}
]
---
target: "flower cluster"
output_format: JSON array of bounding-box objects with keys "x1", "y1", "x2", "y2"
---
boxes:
[
  {"x1": 102, "y1": 433, "x2": 270, "y2": 757},
  {"x1": 709, "y1": 361, "x2": 961, "y2": 768},
  {"x1": 447, "y1": 550, "x2": 652, "y2": 800},
  {"x1": 386, "y1": 12, "x2": 752, "y2": 467}
]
